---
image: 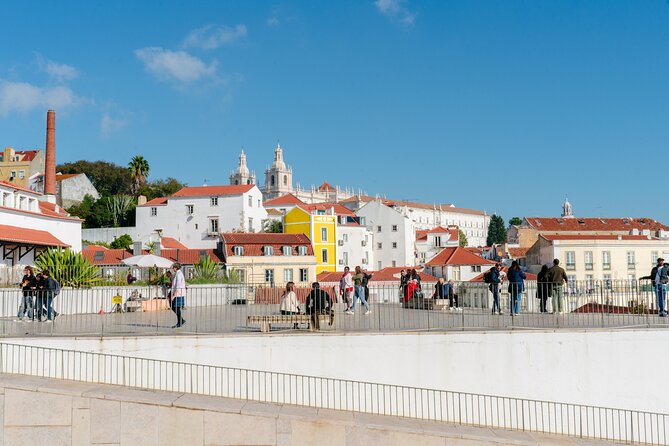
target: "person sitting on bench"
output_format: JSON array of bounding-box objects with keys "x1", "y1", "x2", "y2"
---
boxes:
[
  {"x1": 306, "y1": 282, "x2": 333, "y2": 330},
  {"x1": 279, "y1": 281, "x2": 301, "y2": 329}
]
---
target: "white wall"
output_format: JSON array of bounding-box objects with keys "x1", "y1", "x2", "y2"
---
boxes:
[
  {"x1": 356, "y1": 201, "x2": 415, "y2": 269},
  {"x1": 336, "y1": 225, "x2": 373, "y2": 270},
  {"x1": 17, "y1": 329, "x2": 669, "y2": 414},
  {"x1": 0, "y1": 205, "x2": 81, "y2": 252}
]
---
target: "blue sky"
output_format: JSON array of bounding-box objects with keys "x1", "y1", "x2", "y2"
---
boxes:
[{"x1": 1, "y1": 1, "x2": 668, "y2": 222}]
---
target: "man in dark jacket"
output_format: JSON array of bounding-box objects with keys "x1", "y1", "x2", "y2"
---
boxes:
[
  {"x1": 645, "y1": 258, "x2": 669, "y2": 317},
  {"x1": 487, "y1": 264, "x2": 502, "y2": 315},
  {"x1": 547, "y1": 259, "x2": 568, "y2": 314},
  {"x1": 41, "y1": 269, "x2": 57, "y2": 321},
  {"x1": 306, "y1": 282, "x2": 333, "y2": 329}
]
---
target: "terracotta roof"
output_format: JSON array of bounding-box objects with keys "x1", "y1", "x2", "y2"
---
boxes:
[
  {"x1": 416, "y1": 226, "x2": 459, "y2": 242},
  {"x1": 82, "y1": 248, "x2": 224, "y2": 265},
  {"x1": 55, "y1": 173, "x2": 80, "y2": 181},
  {"x1": 317, "y1": 266, "x2": 439, "y2": 283},
  {"x1": 318, "y1": 182, "x2": 335, "y2": 191},
  {"x1": 263, "y1": 193, "x2": 305, "y2": 206},
  {"x1": 541, "y1": 234, "x2": 656, "y2": 241},
  {"x1": 172, "y1": 184, "x2": 254, "y2": 198},
  {"x1": 15, "y1": 150, "x2": 39, "y2": 161},
  {"x1": 0, "y1": 181, "x2": 40, "y2": 196},
  {"x1": 508, "y1": 247, "x2": 529, "y2": 258},
  {"x1": 221, "y1": 233, "x2": 314, "y2": 257},
  {"x1": 0, "y1": 224, "x2": 69, "y2": 247},
  {"x1": 426, "y1": 247, "x2": 497, "y2": 267},
  {"x1": 85, "y1": 244, "x2": 109, "y2": 250},
  {"x1": 138, "y1": 197, "x2": 168, "y2": 207},
  {"x1": 524, "y1": 217, "x2": 669, "y2": 232},
  {"x1": 299, "y1": 203, "x2": 355, "y2": 216},
  {"x1": 160, "y1": 237, "x2": 188, "y2": 249},
  {"x1": 470, "y1": 267, "x2": 538, "y2": 282},
  {"x1": 38, "y1": 201, "x2": 80, "y2": 220}
]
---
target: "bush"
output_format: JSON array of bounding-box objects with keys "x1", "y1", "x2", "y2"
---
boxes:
[
  {"x1": 110, "y1": 234, "x2": 133, "y2": 250},
  {"x1": 34, "y1": 249, "x2": 102, "y2": 288},
  {"x1": 192, "y1": 256, "x2": 220, "y2": 281}
]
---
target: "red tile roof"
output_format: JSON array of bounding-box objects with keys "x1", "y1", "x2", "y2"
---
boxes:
[
  {"x1": 55, "y1": 173, "x2": 79, "y2": 181},
  {"x1": 16, "y1": 150, "x2": 39, "y2": 161},
  {"x1": 221, "y1": 233, "x2": 314, "y2": 257},
  {"x1": 426, "y1": 247, "x2": 497, "y2": 267},
  {"x1": 317, "y1": 266, "x2": 440, "y2": 283},
  {"x1": 82, "y1": 248, "x2": 224, "y2": 265},
  {"x1": 85, "y1": 244, "x2": 109, "y2": 250},
  {"x1": 525, "y1": 217, "x2": 669, "y2": 232},
  {"x1": 300, "y1": 203, "x2": 355, "y2": 216},
  {"x1": 263, "y1": 193, "x2": 305, "y2": 206},
  {"x1": 160, "y1": 237, "x2": 188, "y2": 249},
  {"x1": 541, "y1": 234, "x2": 655, "y2": 241},
  {"x1": 0, "y1": 180, "x2": 40, "y2": 196},
  {"x1": 38, "y1": 201, "x2": 80, "y2": 220},
  {"x1": 0, "y1": 224, "x2": 68, "y2": 247},
  {"x1": 172, "y1": 184, "x2": 254, "y2": 198},
  {"x1": 508, "y1": 247, "x2": 529, "y2": 258},
  {"x1": 138, "y1": 197, "x2": 168, "y2": 207},
  {"x1": 416, "y1": 226, "x2": 459, "y2": 241},
  {"x1": 318, "y1": 182, "x2": 335, "y2": 191},
  {"x1": 470, "y1": 267, "x2": 538, "y2": 282}
]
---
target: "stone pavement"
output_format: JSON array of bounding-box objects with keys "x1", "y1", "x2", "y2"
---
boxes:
[{"x1": 0, "y1": 373, "x2": 634, "y2": 446}]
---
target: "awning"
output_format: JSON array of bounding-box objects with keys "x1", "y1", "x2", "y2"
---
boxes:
[{"x1": 0, "y1": 224, "x2": 69, "y2": 248}]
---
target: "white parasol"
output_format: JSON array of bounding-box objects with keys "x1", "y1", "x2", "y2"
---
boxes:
[{"x1": 122, "y1": 254, "x2": 174, "y2": 269}]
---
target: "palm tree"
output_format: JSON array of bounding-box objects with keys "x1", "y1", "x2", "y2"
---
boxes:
[{"x1": 128, "y1": 155, "x2": 150, "y2": 195}]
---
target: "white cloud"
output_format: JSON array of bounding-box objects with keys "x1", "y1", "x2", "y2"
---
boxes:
[
  {"x1": 135, "y1": 47, "x2": 218, "y2": 83},
  {"x1": 100, "y1": 113, "x2": 127, "y2": 137},
  {"x1": 266, "y1": 16, "x2": 280, "y2": 28},
  {"x1": 375, "y1": 0, "x2": 416, "y2": 26},
  {"x1": 0, "y1": 80, "x2": 82, "y2": 117},
  {"x1": 182, "y1": 24, "x2": 247, "y2": 50},
  {"x1": 36, "y1": 55, "x2": 79, "y2": 81}
]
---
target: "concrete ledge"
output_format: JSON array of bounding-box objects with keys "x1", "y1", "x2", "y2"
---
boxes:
[{"x1": 0, "y1": 373, "x2": 629, "y2": 446}]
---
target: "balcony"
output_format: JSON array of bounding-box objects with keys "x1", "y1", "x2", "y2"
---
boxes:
[
  {"x1": 585, "y1": 263, "x2": 593, "y2": 271},
  {"x1": 566, "y1": 263, "x2": 576, "y2": 271}
]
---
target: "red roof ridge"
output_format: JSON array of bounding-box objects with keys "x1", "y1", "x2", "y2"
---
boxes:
[
  {"x1": 172, "y1": 184, "x2": 255, "y2": 198},
  {"x1": 263, "y1": 193, "x2": 306, "y2": 206},
  {"x1": 0, "y1": 224, "x2": 69, "y2": 247}
]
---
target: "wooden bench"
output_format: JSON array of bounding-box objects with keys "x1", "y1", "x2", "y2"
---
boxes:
[{"x1": 247, "y1": 313, "x2": 334, "y2": 333}]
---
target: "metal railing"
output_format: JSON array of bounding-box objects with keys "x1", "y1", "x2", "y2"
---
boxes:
[
  {"x1": 0, "y1": 341, "x2": 665, "y2": 444},
  {"x1": 0, "y1": 279, "x2": 666, "y2": 337}
]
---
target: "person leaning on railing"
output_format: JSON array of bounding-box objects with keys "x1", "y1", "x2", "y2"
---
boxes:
[
  {"x1": 507, "y1": 261, "x2": 526, "y2": 316},
  {"x1": 641, "y1": 257, "x2": 669, "y2": 317},
  {"x1": 537, "y1": 265, "x2": 551, "y2": 313},
  {"x1": 546, "y1": 259, "x2": 568, "y2": 314},
  {"x1": 306, "y1": 282, "x2": 333, "y2": 330}
]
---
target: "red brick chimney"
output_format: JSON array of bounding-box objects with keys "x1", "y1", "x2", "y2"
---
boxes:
[{"x1": 44, "y1": 109, "x2": 56, "y2": 198}]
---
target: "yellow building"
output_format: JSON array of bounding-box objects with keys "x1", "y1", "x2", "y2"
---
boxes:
[
  {"x1": 0, "y1": 148, "x2": 44, "y2": 189},
  {"x1": 284, "y1": 206, "x2": 336, "y2": 274}
]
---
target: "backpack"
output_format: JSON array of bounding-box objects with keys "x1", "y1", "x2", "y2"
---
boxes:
[
  {"x1": 483, "y1": 271, "x2": 493, "y2": 284},
  {"x1": 53, "y1": 278, "x2": 61, "y2": 296}
]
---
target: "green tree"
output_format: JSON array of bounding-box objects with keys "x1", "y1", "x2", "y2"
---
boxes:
[
  {"x1": 508, "y1": 217, "x2": 523, "y2": 227},
  {"x1": 138, "y1": 177, "x2": 185, "y2": 200},
  {"x1": 106, "y1": 195, "x2": 135, "y2": 227},
  {"x1": 459, "y1": 229, "x2": 468, "y2": 247},
  {"x1": 128, "y1": 155, "x2": 150, "y2": 195},
  {"x1": 57, "y1": 160, "x2": 132, "y2": 196},
  {"x1": 66, "y1": 194, "x2": 96, "y2": 228},
  {"x1": 486, "y1": 214, "x2": 507, "y2": 246},
  {"x1": 110, "y1": 234, "x2": 133, "y2": 250},
  {"x1": 263, "y1": 219, "x2": 283, "y2": 233}
]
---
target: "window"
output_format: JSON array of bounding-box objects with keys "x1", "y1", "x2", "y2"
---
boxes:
[
  {"x1": 322, "y1": 249, "x2": 328, "y2": 263},
  {"x1": 321, "y1": 227, "x2": 328, "y2": 242},
  {"x1": 271, "y1": 175, "x2": 275, "y2": 186},
  {"x1": 248, "y1": 218, "x2": 254, "y2": 232},
  {"x1": 235, "y1": 269, "x2": 246, "y2": 283},
  {"x1": 567, "y1": 275, "x2": 577, "y2": 291},
  {"x1": 376, "y1": 226, "x2": 382, "y2": 233},
  {"x1": 282, "y1": 246, "x2": 292, "y2": 256},
  {"x1": 627, "y1": 251, "x2": 635, "y2": 269},
  {"x1": 377, "y1": 242, "x2": 383, "y2": 250},
  {"x1": 264, "y1": 269, "x2": 274, "y2": 283},
  {"x1": 184, "y1": 205, "x2": 193, "y2": 215},
  {"x1": 602, "y1": 251, "x2": 611, "y2": 270},
  {"x1": 257, "y1": 200, "x2": 261, "y2": 207},
  {"x1": 471, "y1": 265, "x2": 481, "y2": 273},
  {"x1": 209, "y1": 218, "x2": 219, "y2": 233},
  {"x1": 652, "y1": 251, "x2": 659, "y2": 265},
  {"x1": 150, "y1": 207, "x2": 157, "y2": 217},
  {"x1": 233, "y1": 246, "x2": 244, "y2": 256},
  {"x1": 565, "y1": 251, "x2": 575, "y2": 270},
  {"x1": 392, "y1": 242, "x2": 397, "y2": 249},
  {"x1": 195, "y1": 224, "x2": 198, "y2": 230},
  {"x1": 392, "y1": 225, "x2": 398, "y2": 232},
  {"x1": 263, "y1": 246, "x2": 274, "y2": 256},
  {"x1": 584, "y1": 251, "x2": 593, "y2": 270},
  {"x1": 299, "y1": 268, "x2": 308, "y2": 282},
  {"x1": 210, "y1": 197, "x2": 218, "y2": 206},
  {"x1": 603, "y1": 274, "x2": 612, "y2": 290},
  {"x1": 628, "y1": 274, "x2": 637, "y2": 289},
  {"x1": 392, "y1": 260, "x2": 397, "y2": 267},
  {"x1": 343, "y1": 252, "x2": 348, "y2": 265},
  {"x1": 297, "y1": 246, "x2": 307, "y2": 256},
  {"x1": 585, "y1": 274, "x2": 594, "y2": 290},
  {"x1": 343, "y1": 233, "x2": 348, "y2": 242},
  {"x1": 377, "y1": 261, "x2": 382, "y2": 270},
  {"x1": 283, "y1": 268, "x2": 293, "y2": 282},
  {"x1": 283, "y1": 175, "x2": 287, "y2": 185},
  {"x1": 10, "y1": 170, "x2": 16, "y2": 179},
  {"x1": 18, "y1": 170, "x2": 24, "y2": 179},
  {"x1": 434, "y1": 236, "x2": 442, "y2": 247},
  {"x1": 248, "y1": 196, "x2": 252, "y2": 207}
]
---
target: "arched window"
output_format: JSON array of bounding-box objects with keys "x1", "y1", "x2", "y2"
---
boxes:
[
  {"x1": 271, "y1": 175, "x2": 275, "y2": 186},
  {"x1": 234, "y1": 180, "x2": 239, "y2": 185},
  {"x1": 283, "y1": 175, "x2": 287, "y2": 185}
]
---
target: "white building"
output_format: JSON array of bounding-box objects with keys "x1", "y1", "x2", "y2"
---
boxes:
[
  {"x1": 342, "y1": 196, "x2": 490, "y2": 247},
  {"x1": 355, "y1": 200, "x2": 415, "y2": 270},
  {"x1": 415, "y1": 226, "x2": 460, "y2": 265},
  {"x1": 135, "y1": 184, "x2": 267, "y2": 249},
  {"x1": 424, "y1": 246, "x2": 497, "y2": 282},
  {"x1": 0, "y1": 181, "x2": 82, "y2": 268}
]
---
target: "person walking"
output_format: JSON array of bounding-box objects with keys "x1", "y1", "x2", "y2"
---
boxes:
[
  {"x1": 170, "y1": 262, "x2": 186, "y2": 328},
  {"x1": 339, "y1": 267, "x2": 353, "y2": 311},
  {"x1": 646, "y1": 258, "x2": 669, "y2": 317},
  {"x1": 507, "y1": 261, "x2": 526, "y2": 316},
  {"x1": 18, "y1": 266, "x2": 36, "y2": 321},
  {"x1": 346, "y1": 266, "x2": 370, "y2": 315},
  {"x1": 537, "y1": 265, "x2": 551, "y2": 313},
  {"x1": 547, "y1": 259, "x2": 568, "y2": 314}
]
